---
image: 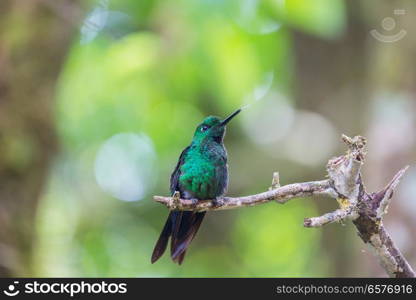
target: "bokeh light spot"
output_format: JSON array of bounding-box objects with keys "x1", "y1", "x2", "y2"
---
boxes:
[
  {"x1": 242, "y1": 92, "x2": 295, "y2": 145},
  {"x1": 283, "y1": 111, "x2": 338, "y2": 166},
  {"x1": 94, "y1": 132, "x2": 157, "y2": 202}
]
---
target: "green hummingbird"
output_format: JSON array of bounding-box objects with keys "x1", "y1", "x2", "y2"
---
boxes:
[{"x1": 151, "y1": 109, "x2": 241, "y2": 264}]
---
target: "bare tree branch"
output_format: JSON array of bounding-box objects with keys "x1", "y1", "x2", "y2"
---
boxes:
[
  {"x1": 153, "y1": 135, "x2": 415, "y2": 278},
  {"x1": 154, "y1": 179, "x2": 334, "y2": 211}
]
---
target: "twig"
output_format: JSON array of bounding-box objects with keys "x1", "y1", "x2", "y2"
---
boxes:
[
  {"x1": 153, "y1": 135, "x2": 415, "y2": 278},
  {"x1": 304, "y1": 208, "x2": 352, "y2": 227}
]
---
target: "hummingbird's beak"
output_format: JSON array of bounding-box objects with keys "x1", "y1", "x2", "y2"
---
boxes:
[{"x1": 220, "y1": 109, "x2": 241, "y2": 126}]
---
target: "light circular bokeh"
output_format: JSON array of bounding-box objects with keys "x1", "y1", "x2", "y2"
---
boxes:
[
  {"x1": 242, "y1": 92, "x2": 295, "y2": 145},
  {"x1": 283, "y1": 111, "x2": 338, "y2": 166},
  {"x1": 94, "y1": 132, "x2": 157, "y2": 202}
]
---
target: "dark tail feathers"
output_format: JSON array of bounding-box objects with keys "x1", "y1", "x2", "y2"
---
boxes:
[{"x1": 151, "y1": 211, "x2": 205, "y2": 265}]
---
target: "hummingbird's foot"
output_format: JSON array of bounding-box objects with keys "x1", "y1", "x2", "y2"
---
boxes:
[
  {"x1": 171, "y1": 191, "x2": 181, "y2": 210},
  {"x1": 190, "y1": 198, "x2": 199, "y2": 209},
  {"x1": 212, "y1": 197, "x2": 225, "y2": 208}
]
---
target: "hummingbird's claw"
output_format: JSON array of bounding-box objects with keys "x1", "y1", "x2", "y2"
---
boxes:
[
  {"x1": 190, "y1": 198, "x2": 199, "y2": 209},
  {"x1": 212, "y1": 197, "x2": 225, "y2": 208},
  {"x1": 171, "y1": 191, "x2": 181, "y2": 210}
]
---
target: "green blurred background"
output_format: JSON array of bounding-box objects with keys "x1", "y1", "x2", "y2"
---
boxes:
[{"x1": 0, "y1": 0, "x2": 415, "y2": 277}]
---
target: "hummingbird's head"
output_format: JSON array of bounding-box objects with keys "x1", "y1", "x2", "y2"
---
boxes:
[{"x1": 193, "y1": 109, "x2": 241, "y2": 144}]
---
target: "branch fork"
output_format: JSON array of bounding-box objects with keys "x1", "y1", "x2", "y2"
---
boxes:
[{"x1": 153, "y1": 135, "x2": 414, "y2": 278}]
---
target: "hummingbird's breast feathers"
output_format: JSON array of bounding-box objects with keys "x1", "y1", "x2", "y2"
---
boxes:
[{"x1": 178, "y1": 144, "x2": 228, "y2": 199}]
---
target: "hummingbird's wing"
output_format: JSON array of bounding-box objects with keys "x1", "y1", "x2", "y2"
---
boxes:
[
  {"x1": 170, "y1": 146, "x2": 190, "y2": 194},
  {"x1": 152, "y1": 145, "x2": 207, "y2": 265},
  {"x1": 151, "y1": 146, "x2": 190, "y2": 264},
  {"x1": 168, "y1": 146, "x2": 206, "y2": 264}
]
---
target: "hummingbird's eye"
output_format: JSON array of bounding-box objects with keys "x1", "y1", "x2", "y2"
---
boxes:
[{"x1": 200, "y1": 125, "x2": 210, "y2": 132}]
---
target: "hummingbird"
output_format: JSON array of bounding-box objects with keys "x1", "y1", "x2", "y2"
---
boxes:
[{"x1": 151, "y1": 109, "x2": 241, "y2": 264}]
